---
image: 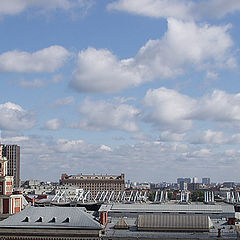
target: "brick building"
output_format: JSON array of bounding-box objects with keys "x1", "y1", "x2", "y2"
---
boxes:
[
  {"x1": 60, "y1": 173, "x2": 125, "y2": 198},
  {"x1": 0, "y1": 157, "x2": 24, "y2": 216}
]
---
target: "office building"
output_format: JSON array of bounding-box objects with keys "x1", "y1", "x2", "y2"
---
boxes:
[
  {"x1": 202, "y1": 178, "x2": 211, "y2": 185},
  {"x1": 0, "y1": 145, "x2": 20, "y2": 187},
  {"x1": 177, "y1": 178, "x2": 191, "y2": 184},
  {"x1": 179, "y1": 181, "x2": 188, "y2": 191},
  {"x1": 192, "y1": 177, "x2": 198, "y2": 183},
  {"x1": 60, "y1": 173, "x2": 125, "y2": 199}
]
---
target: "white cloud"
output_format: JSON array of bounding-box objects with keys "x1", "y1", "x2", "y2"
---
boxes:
[
  {"x1": 188, "y1": 130, "x2": 226, "y2": 145},
  {"x1": 44, "y1": 118, "x2": 64, "y2": 130},
  {"x1": 0, "y1": 0, "x2": 94, "y2": 17},
  {"x1": 0, "y1": 45, "x2": 70, "y2": 73},
  {"x1": 54, "y1": 138, "x2": 89, "y2": 153},
  {"x1": 70, "y1": 19, "x2": 234, "y2": 93},
  {"x1": 70, "y1": 98, "x2": 139, "y2": 132},
  {"x1": 108, "y1": 0, "x2": 194, "y2": 20},
  {"x1": 99, "y1": 145, "x2": 112, "y2": 152},
  {"x1": 143, "y1": 88, "x2": 240, "y2": 132},
  {"x1": 0, "y1": 102, "x2": 35, "y2": 131},
  {"x1": 107, "y1": 0, "x2": 240, "y2": 20},
  {"x1": 143, "y1": 87, "x2": 195, "y2": 132},
  {"x1": 52, "y1": 96, "x2": 75, "y2": 107},
  {"x1": 192, "y1": 90, "x2": 240, "y2": 122},
  {"x1": 70, "y1": 47, "x2": 143, "y2": 93},
  {"x1": 159, "y1": 131, "x2": 186, "y2": 142}
]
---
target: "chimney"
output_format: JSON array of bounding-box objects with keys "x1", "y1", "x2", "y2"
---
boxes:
[{"x1": 100, "y1": 212, "x2": 108, "y2": 225}]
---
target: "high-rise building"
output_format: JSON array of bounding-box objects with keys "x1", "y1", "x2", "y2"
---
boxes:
[
  {"x1": 177, "y1": 178, "x2": 191, "y2": 184},
  {"x1": 0, "y1": 145, "x2": 20, "y2": 187},
  {"x1": 192, "y1": 177, "x2": 198, "y2": 183},
  {"x1": 202, "y1": 178, "x2": 210, "y2": 185}
]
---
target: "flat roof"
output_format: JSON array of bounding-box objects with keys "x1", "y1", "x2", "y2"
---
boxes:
[{"x1": 99, "y1": 203, "x2": 235, "y2": 214}]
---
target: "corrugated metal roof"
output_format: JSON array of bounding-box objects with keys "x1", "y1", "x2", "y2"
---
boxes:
[
  {"x1": 137, "y1": 214, "x2": 212, "y2": 232},
  {"x1": 0, "y1": 206, "x2": 102, "y2": 230},
  {"x1": 100, "y1": 203, "x2": 234, "y2": 214}
]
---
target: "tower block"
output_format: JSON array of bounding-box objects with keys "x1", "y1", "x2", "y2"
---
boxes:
[{"x1": 0, "y1": 157, "x2": 24, "y2": 216}]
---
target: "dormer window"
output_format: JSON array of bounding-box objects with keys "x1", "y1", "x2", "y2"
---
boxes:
[
  {"x1": 63, "y1": 217, "x2": 70, "y2": 223},
  {"x1": 49, "y1": 217, "x2": 56, "y2": 223},
  {"x1": 22, "y1": 216, "x2": 30, "y2": 222},
  {"x1": 36, "y1": 217, "x2": 43, "y2": 222}
]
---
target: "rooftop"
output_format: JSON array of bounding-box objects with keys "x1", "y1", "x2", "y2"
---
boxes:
[{"x1": 0, "y1": 206, "x2": 102, "y2": 230}]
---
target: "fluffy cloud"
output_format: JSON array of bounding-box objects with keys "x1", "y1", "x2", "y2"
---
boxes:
[
  {"x1": 70, "y1": 98, "x2": 139, "y2": 132},
  {"x1": 191, "y1": 90, "x2": 240, "y2": 122},
  {"x1": 143, "y1": 88, "x2": 240, "y2": 132},
  {"x1": 70, "y1": 48, "x2": 143, "y2": 93},
  {"x1": 108, "y1": 0, "x2": 194, "y2": 20},
  {"x1": 0, "y1": 102, "x2": 35, "y2": 130},
  {"x1": 107, "y1": 0, "x2": 240, "y2": 20},
  {"x1": 188, "y1": 130, "x2": 226, "y2": 145},
  {"x1": 44, "y1": 118, "x2": 64, "y2": 130},
  {"x1": 0, "y1": 0, "x2": 94, "y2": 17},
  {"x1": 70, "y1": 19, "x2": 234, "y2": 93},
  {"x1": 143, "y1": 88, "x2": 195, "y2": 132},
  {"x1": 0, "y1": 46, "x2": 70, "y2": 73}
]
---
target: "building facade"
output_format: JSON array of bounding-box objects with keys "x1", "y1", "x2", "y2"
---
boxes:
[
  {"x1": 60, "y1": 173, "x2": 125, "y2": 199},
  {"x1": 202, "y1": 178, "x2": 211, "y2": 185},
  {"x1": 0, "y1": 157, "x2": 24, "y2": 217},
  {"x1": 177, "y1": 178, "x2": 191, "y2": 184},
  {"x1": 0, "y1": 145, "x2": 20, "y2": 187}
]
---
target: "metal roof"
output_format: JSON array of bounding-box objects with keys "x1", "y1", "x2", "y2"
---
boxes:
[
  {"x1": 137, "y1": 214, "x2": 212, "y2": 232},
  {"x1": 99, "y1": 203, "x2": 235, "y2": 214},
  {"x1": 0, "y1": 206, "x2": 102, "y2": 230}
]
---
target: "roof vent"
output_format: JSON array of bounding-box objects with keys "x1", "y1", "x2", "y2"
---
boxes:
[
  {"x1": 22, "y1": 216, "x2": 30, "y2": 222},
  {"x1": 36, "y1": 217, "x2": 43, "y2": 222},
  {"x1": 63, "y1": 217, "x2": 70, "y2": 223},
  {"x1": 49, "y1": 217, "x2": 56, "y2": 223}
]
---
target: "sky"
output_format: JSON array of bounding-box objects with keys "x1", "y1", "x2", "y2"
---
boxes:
[{"x1": 1, "y1": 0, "x2": 240, "y2": 183}]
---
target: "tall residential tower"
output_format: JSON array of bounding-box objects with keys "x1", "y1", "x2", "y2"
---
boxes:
[{"x1": 0, "y1": 145, "x2": 20, "y2": 187}]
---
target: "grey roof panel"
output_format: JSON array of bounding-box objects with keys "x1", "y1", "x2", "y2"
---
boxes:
[
  {"x1": 100, "y1": 203, "x2": 234, "y2": 214},
  {"x1": 137, "y1": 214, "x2": 212, "y2": 232},
  {"x1": 0, "y1": 206, "x2": 102, "y2": 230}
]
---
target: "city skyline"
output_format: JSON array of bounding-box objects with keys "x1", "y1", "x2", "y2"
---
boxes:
[{"x1": 0, "y1": 1, "x2": 240, "y2": 182}]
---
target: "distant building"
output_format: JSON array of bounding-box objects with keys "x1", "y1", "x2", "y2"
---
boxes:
[
  {"x1": 0, "y1": 145, "x2": 20, "y2": 187},
  {"x1": 187, "y1": 183, "x2": 201, "y2": 191},
  {"x1": 177, "y1": 178, "x2": 191, "y2": 184},
  {"x1": 179, "y1": 181, "x2": 188, "y2": 191},
  {"x1": 202, "y1": 178, "x2": 211, "y2": 185},
  {"x1": 192, "y1": 177, "x2": 198, "y2": 183},
  {"x1": 60, "y1": 173, "x2": 125, "y2": 199},
  {"x1": 223, "y1": 182, "x2": 235, "y2": 189}
]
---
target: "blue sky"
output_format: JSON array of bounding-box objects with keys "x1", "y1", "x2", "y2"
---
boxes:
[{"x1": 1, "y1": 0, "x2": 240, "y2": 183}]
